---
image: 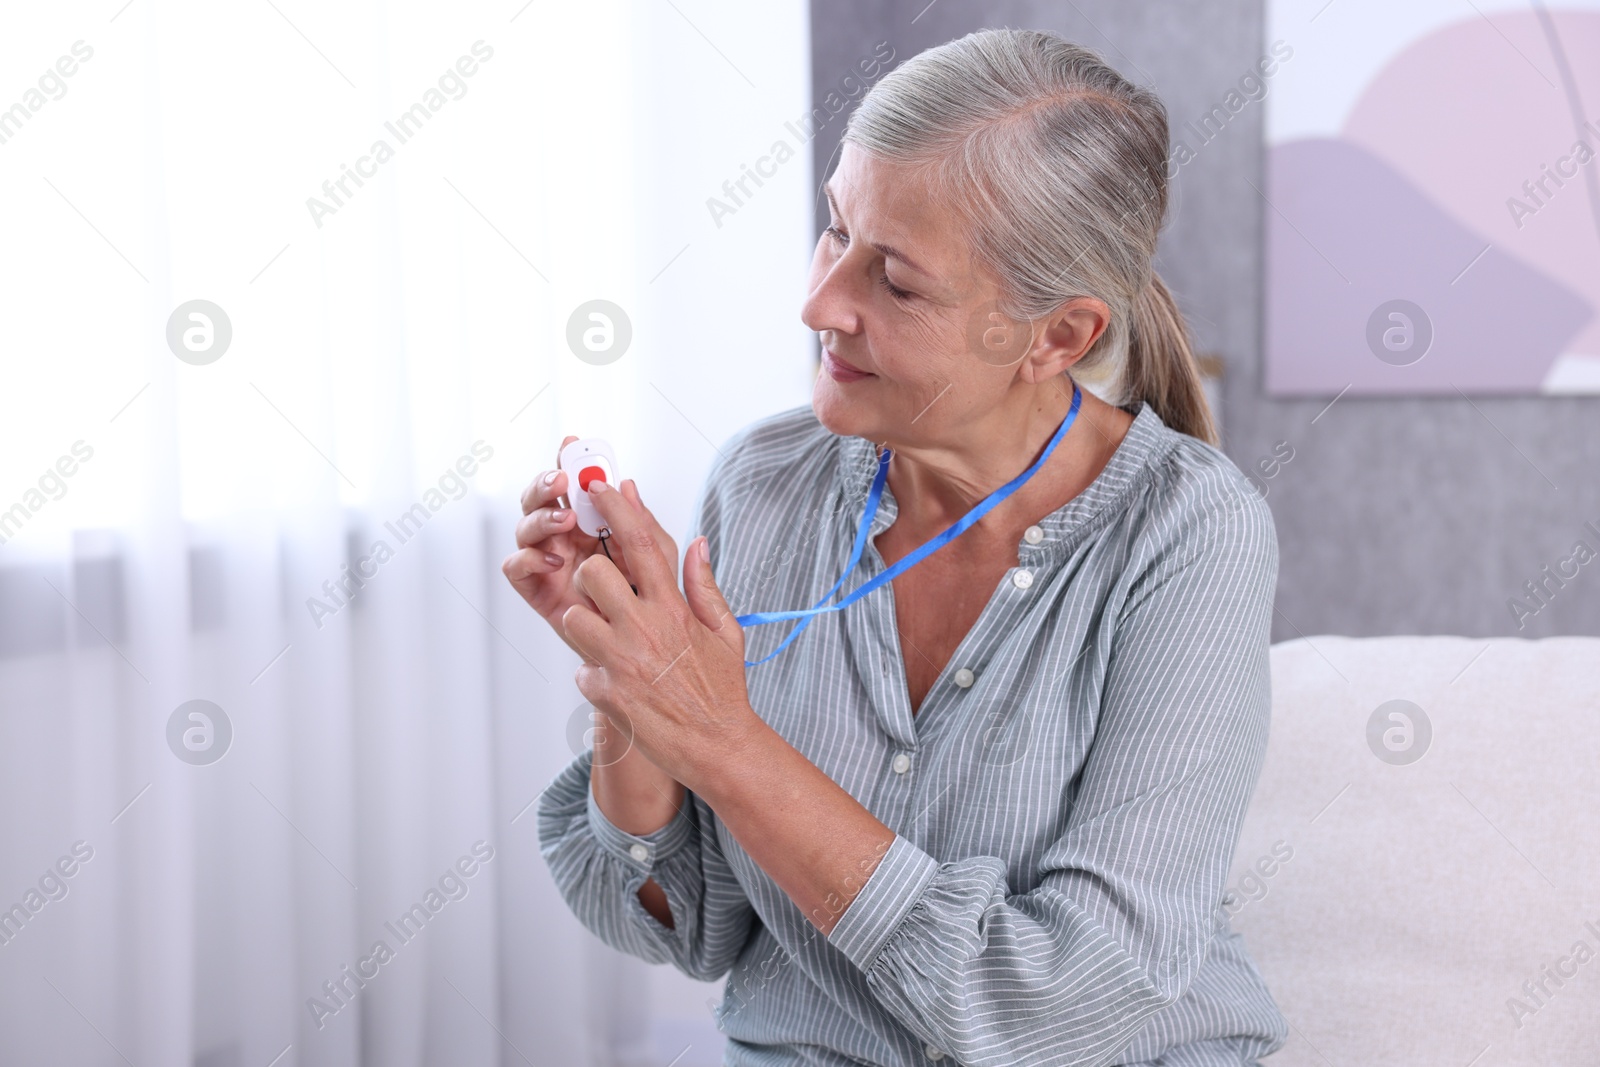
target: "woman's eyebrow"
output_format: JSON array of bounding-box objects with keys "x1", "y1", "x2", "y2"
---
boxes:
[{"x1": 823, "y1": 182, "x2": 939, "y2": 282}]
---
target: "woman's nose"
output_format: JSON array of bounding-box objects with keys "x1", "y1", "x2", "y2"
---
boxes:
[{"x1": 800, "y1": 255, "x2": 861, "y2": 338}]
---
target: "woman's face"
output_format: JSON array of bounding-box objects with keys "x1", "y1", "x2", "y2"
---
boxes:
[{"x1": 801, "y1": 142, "x2": 1033, "y2": 445}]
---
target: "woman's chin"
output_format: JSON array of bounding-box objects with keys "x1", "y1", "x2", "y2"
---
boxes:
[{"x1": 811, "y1": 378, "x2": 869, "y2": 437}]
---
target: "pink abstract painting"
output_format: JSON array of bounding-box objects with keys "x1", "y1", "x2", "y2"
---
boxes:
[{"x1": 1264, "y1": 3, "x2": 1600, "y2": 395}]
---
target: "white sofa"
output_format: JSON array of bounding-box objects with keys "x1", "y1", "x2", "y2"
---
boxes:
[{"x1": 1232, "y1": 636, "x2": 1600, "y2": 1064}]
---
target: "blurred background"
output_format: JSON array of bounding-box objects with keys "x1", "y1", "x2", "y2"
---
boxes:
[{"x1": 1, "y1": 0, "x2": 1595, "y2": 1065}]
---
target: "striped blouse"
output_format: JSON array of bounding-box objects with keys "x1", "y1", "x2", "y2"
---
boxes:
[{"x1": 538, "y1": 397, "x2": 1288, "y2": 1066}]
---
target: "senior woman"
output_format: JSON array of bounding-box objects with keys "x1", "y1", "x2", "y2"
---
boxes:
[{"x1": 510, "y1": 28, "x2": 1286, "y2": 1067}]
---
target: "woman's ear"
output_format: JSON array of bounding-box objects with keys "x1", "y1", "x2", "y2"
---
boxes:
[{"x1": 1021, "y1": 296, "x2": 1110, "y2": 383}]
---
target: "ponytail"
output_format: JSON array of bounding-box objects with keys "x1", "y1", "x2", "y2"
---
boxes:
[{"x1": 1124, "y1": 271, "x2": 1218, "y2": 446}]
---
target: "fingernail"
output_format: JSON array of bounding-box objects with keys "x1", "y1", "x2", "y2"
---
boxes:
[
  {"x1": 543, "y1": 471, "x2": 558, "y2": 486},
  {"x1": 551, "y1": 509, "x2": 569, "y2": 521},
  {"x1": 589, "y1": 479, "x2": 608, "y2": 493},
  {"x1": 544, "y1": 552, "x2": 563, "y2": 567},
  {"x1": 699, "y1": 538, "x2": 709, "y2": 561}
]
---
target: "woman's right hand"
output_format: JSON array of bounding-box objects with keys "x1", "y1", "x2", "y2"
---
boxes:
[{"x1": 503, "y1": 435, "x2": 640, "y2": 658}]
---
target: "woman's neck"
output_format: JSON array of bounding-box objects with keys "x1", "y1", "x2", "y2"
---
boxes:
[{"x1": 881, "y1": 381, "x2": 1130, "y2": 542}]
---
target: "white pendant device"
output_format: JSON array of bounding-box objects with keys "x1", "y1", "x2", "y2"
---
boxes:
[{"x1": 558, "y1": 438, "x2": 618, "y2": 538}]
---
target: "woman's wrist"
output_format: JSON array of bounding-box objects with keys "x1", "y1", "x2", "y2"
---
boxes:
[{"x1": 590, "y1": 717, "x2": 686, "y2": 836}]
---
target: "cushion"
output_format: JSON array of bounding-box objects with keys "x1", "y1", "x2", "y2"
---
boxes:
[{"x1": 1229, "y1": 635, "x2": 1600, "y2": 1065}]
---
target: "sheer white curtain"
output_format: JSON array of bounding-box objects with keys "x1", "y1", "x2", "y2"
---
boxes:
[{"x1": 0, "y1": 2, "x2": 812, "y2": 1064}]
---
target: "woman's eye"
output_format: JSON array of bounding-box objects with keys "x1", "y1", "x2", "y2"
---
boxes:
[
  {"x1": 822, "y1": 225, "x2": 912, "y2": 301},
  {"x1": 878, "y1": 274, "x2": 913, "y2": 301}
]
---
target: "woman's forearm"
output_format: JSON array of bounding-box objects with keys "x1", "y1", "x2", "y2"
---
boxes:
[
  {"x1": 691, "y1": 715, "x2": 896, "y2": 936},
  {"x1": 589, "y1": 711, "x2": 685, "y2": 929},
  {"x1": 589, "y1": 706, "x2": 896, "y2": 937},
  {"x1": 590, "y1": 719, "x2": 684, "y2": 832}
]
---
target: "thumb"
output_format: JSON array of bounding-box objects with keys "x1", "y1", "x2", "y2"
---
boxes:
[{"x1": 685, "y1": 537, "x2": 742, "y2": 657}]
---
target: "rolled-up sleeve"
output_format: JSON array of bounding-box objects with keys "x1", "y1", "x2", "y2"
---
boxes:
[
  {"x1": 823, "y1": 484, "x2": 1280, "y2": 1066},
  {"x1": 538, "y1": 750, "x2": 760, "y2": 981}
]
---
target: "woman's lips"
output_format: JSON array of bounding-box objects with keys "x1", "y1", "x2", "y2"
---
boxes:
[{"x1": 822, "y1": 348, "x2": 874, "y2": 382}]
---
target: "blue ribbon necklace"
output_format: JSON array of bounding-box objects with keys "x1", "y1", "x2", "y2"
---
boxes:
[{"x1": 734, "y1": 379, "x2": 1082, "y2": 667}]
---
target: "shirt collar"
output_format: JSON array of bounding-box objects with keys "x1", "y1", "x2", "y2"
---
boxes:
[{"x1": 834, "y1": 400, "x2": 1174, "y2": 562}]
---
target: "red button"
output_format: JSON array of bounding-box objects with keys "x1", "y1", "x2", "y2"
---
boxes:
[{"x1": 578, "y1": 465, "x2": 607, "y2": 491}]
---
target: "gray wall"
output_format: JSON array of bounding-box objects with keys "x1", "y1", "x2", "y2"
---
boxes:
[{"x1": 809, "y1": 0, "x2": 1600, "y2": 640}]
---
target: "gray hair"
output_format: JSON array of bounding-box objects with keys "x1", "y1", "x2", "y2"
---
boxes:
[{"x1": 840, "y1": 27, "x2": 1218, "y2": 445}]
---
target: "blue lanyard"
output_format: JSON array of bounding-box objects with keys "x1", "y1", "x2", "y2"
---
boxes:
[{"x1": 734, "y1": 380, "x2": 1082, "y2": 667}]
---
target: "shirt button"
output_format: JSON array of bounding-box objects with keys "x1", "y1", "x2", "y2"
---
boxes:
[
  {"x1": 1023, "y1": 524, "x2": 1044, "y2": 545},
  {"x1": 953, "y1": 667, "x2": 975, "y2": 688},
  {"x1": 1011, "y1": 568, "x2": 1034, "y2": 590},
  {"x1": 628, "y1": 843, "x2": 649, "y2": 863},
  {"x1": 924, "y1": 1045, "x2": 945, "y2": 1060},
  {"x1": 891, "y1": 752, "x2": 912, "y2": 774}
]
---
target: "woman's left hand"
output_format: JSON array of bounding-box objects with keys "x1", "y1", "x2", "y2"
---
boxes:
[{"x1": 562, "y1": 477, "x2": 757, "y2": 791}]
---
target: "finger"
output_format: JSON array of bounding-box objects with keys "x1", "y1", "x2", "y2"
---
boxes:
[
  {"x1": 521, "y1": 466, "x2": 567, "y2": 516},
  {"x1": 684, "y1": 536, "x2": 743, "y2": 657},
  {"x1": 554, "y1": 434, "x2": 578, "y2": 509},
  {"x1": 522, "y1": 435, "x2": 579, "y2": 514},
  {"x1": 571, "y1": 548, "x2": 637, "y2": 622},
  {"x1": 514, "y1": 504, "x2": 575, "y2": 549},
  {"x1": 561, "y1": 601, "x2": 608, "y2": 665},
  {"x1": 585, "y1": 479, "x2": 677, "y2": 599},
  {"x1": 619, "y1": 479, "x2": 679, "y2": 573},
  {"x1": 619, "y1": 479, "x2": 665, "y2": 535},
  {"x1": 502, "y1": 546, "x2": 564, "y2": 582}
]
